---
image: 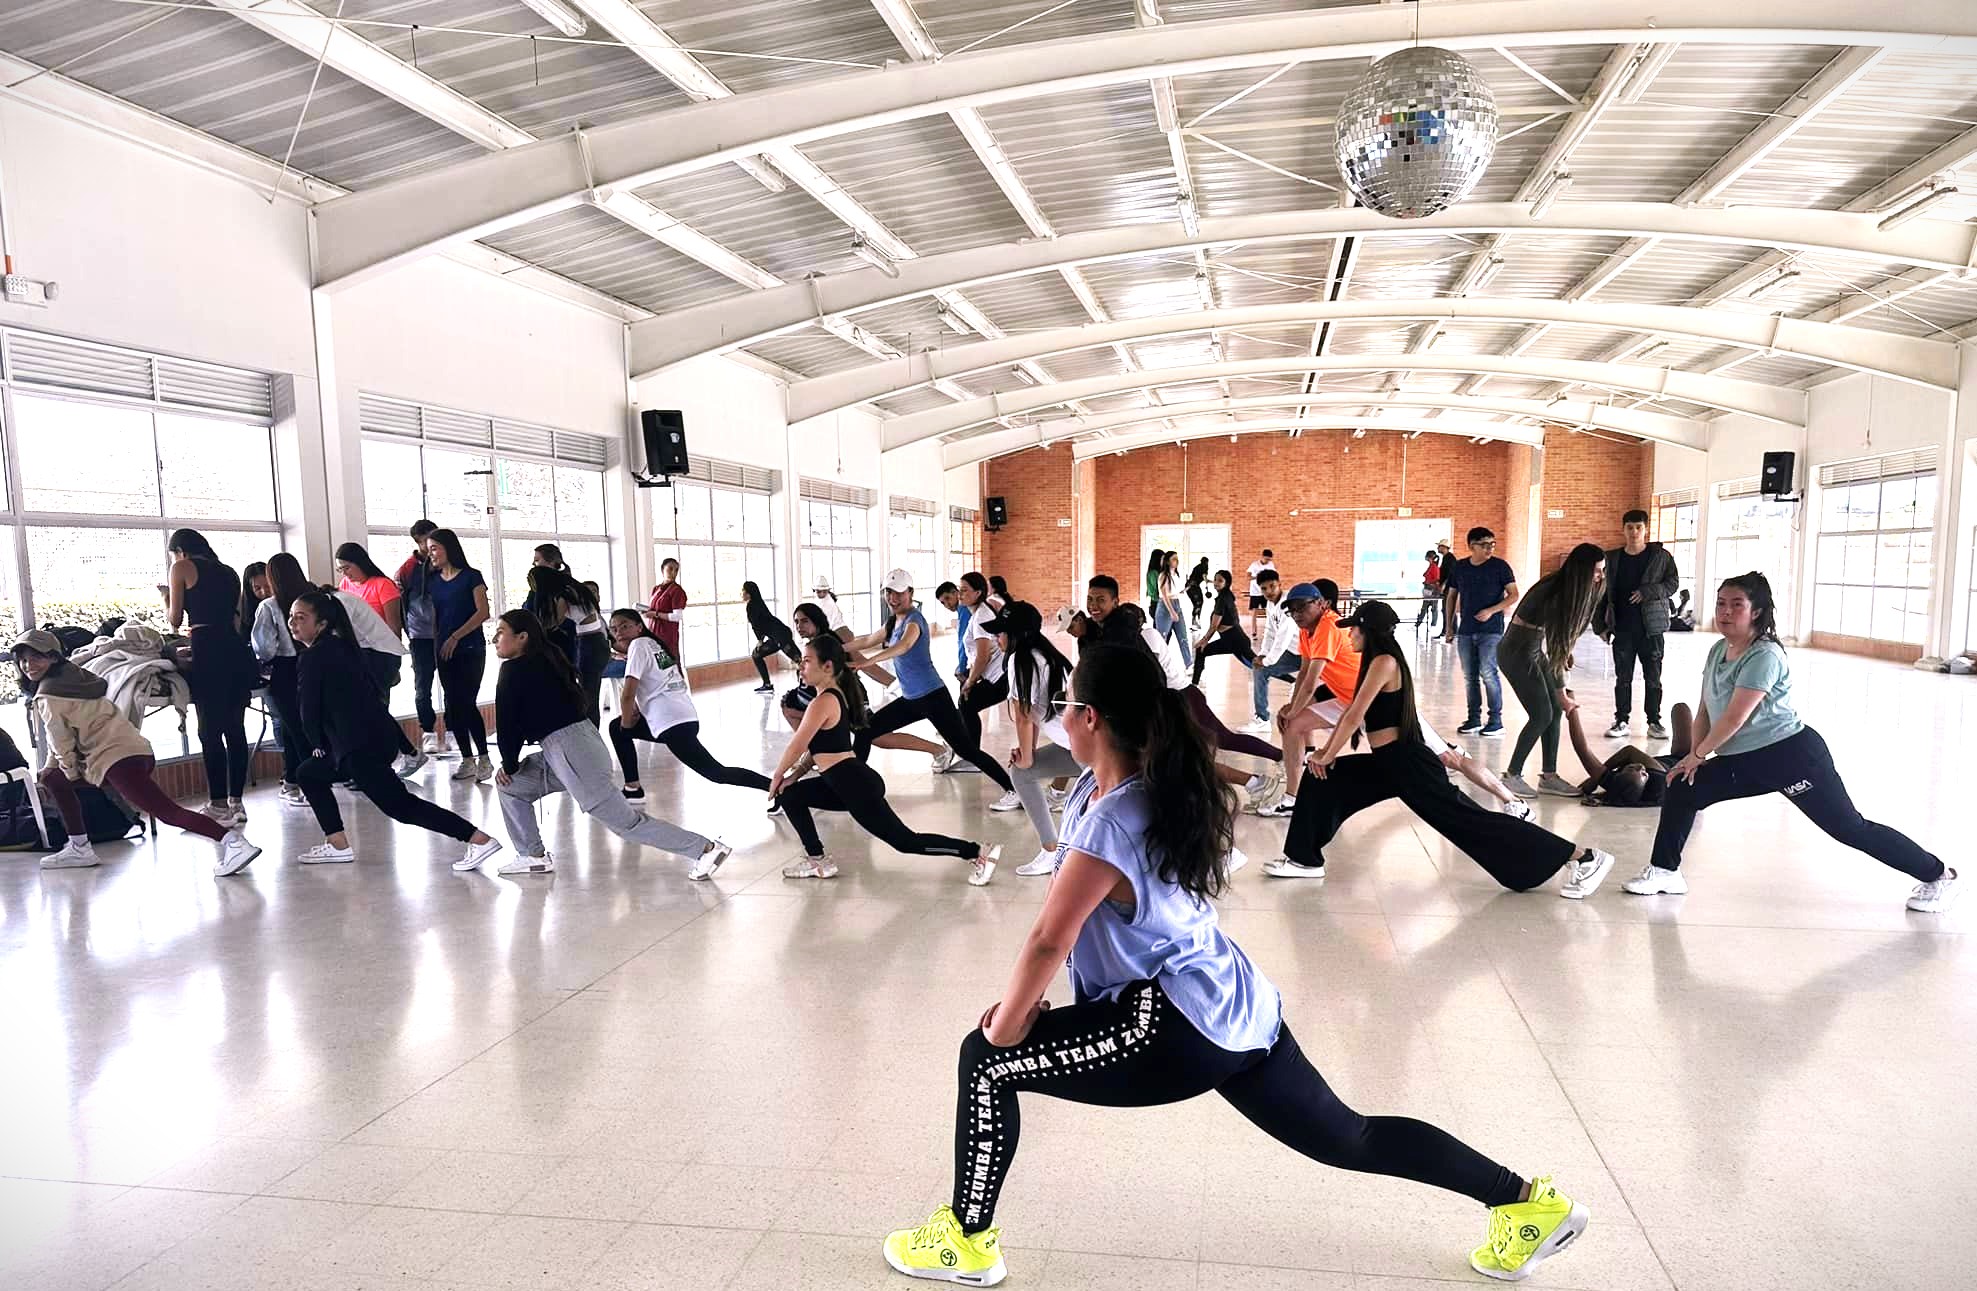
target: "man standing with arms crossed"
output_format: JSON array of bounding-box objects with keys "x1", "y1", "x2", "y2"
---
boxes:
[
  {"x1": 1245, "y1": 568, "x2": 1300, "y2": 734},
  {"x1": 1443, "y1": 527, "x2": 1518, "y2": 736},
  {"x1": 1600, "y1": 508, "x2": 1680, "y2": 740}
]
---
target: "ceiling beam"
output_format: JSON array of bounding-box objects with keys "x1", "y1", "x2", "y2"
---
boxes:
[
  {"x1": 309, "y1": 0, "x2": 1977, "y2": 285},
  {"x1": 1071, "y1": 420, "x2": 1550, "y2": 461},
  {"x1": 882, "y1": 355, "x2": 1802, "y2": 450},
  {"x1": 616, "y1": 202, "x2": 1977, "y2": 376},
  {"x1": 789, "y1": 297, "x2": 1952, "y2": 419},
  {"x1": 1673, "y1": 47, "x2": 1887, "y2": 205}
]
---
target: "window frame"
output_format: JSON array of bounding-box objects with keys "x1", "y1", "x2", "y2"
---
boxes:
[
  {"x1": 1811, "y1": 466, "x2": 1936, "y2": 646},
  {"x1": 649, "y1": 476, "x2": 779, "y2": 664},
  {"x1": 801, "y1": 495, "x2": 875, "y2": 635}
]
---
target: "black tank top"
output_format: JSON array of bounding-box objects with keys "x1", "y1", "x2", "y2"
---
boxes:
[
  {"x1": 807, "y1": 689, "x2": 855, "y2": 755},
  {"x1": 1363, "y1": 684, "x2": 1405, "y2": 731},
  {"x1": 184, "y1": 557, "x2": 240, "y2": 633}
]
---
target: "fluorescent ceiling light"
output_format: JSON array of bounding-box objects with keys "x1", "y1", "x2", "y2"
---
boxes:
[
  {"x1": 1178, "y1": 192, "x2": 1201, "y2": 238},
  {"x1": 1194, "y1": 269, "x2": 1215, "y2": 311},
  {"x1": 1747, "y1": 268, "x2": 1801, "y2": 301},
  {"x1": 851, "y1": 234, "x2": 900, "y2": 279},
  {"x1": 1471, "y1": 256, "x2": 1507, "y2": 291},
  {"x1": 1529, "y1": 170, "x2": 1573, "y2": 220},
  {"x1": 516, "y1": 0, "x2": 588, "y2": 37},
  {"x1": 936, "y1": 306, "x2": 969, "y2": 334},
  {"x1": 1638, "y1": 339, "x2": 1669, "y2": 358},
  {"x1": 1877, "y1": 184, "x2": 1959, "y2": 231}
]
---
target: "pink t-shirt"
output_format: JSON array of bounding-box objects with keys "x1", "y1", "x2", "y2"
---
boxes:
[{"x1": 342, "y1": 573, "x2": 401, "y2": 625}]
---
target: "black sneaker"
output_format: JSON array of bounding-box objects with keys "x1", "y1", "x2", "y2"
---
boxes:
[
  {"x1": 752, "y1": 684, "x2": 775, "y2": 694},
  {"x1": 621, "y1": 784, "x2": 645, "y2": 800},
  {"x1": 1456, "y1": 719, "x2": 1482, "y2": 734},
  {"x1": 1481, "y1": 721, "x2": 1505, "y2": 736}
]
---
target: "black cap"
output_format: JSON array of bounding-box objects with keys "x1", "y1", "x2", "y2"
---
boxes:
[
  {"x1": 975, "y1": 600, "x2": 1040, "y2": 638},
  {"x1": 1336, "y1": 600, "x2": 1399, "y2": 634}
]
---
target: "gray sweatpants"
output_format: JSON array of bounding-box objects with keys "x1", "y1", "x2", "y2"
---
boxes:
[
  {"x1": 498, "y1": 720, "x2": 710, "y2": 861},
  {"x1": 1013, "y1": 742, "x2": 1084, "y2": 850}
]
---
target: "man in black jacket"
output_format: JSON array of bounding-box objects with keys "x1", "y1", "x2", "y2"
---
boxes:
[{"x1": 1598, "y1": 509, "x2": 1682, "y2": 741}]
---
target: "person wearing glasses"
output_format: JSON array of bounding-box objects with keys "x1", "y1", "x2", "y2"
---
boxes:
[{"x1": 1442, "y1": 526, "x2": 1519, "y2": 736}]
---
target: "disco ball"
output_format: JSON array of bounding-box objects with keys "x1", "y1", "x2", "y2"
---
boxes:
[{"x1": 1334, "y1": 46, "x2": 1499, "y2": 219}]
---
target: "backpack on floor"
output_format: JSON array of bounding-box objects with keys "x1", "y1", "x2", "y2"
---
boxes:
[
  {"x1": 41, "y1": 783, "x2": 142, "y2": 847},
  {"x1": 0, "y1": 780, "x2": 47, "y2": 851}
]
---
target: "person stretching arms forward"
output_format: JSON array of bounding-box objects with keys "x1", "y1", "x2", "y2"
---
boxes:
[{"x1": 881, "y1": 641, "x2": 1590, "y2": 1286}]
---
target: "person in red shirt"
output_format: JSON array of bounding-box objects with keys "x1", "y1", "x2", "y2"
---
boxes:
[
  {"x1": 645, "y1": 556, "x2": 686, "y2": 661},
  {"x1": 1258, "y1": 579, "x2": 1360, "y2": 818},
  {"x1": 1416, "y1": 546, "x2": 1445, "y2": 633}
]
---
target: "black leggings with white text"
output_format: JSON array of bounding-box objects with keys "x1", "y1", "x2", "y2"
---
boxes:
[{"x1": 950, "y1": 981, "x2": 1521, "y2": 1232}]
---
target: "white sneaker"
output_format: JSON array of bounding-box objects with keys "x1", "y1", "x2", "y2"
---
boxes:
[
  {"x1": 1045, "y1": 786, "x2": 1069, "y2": 809},
  {"x1": 1261, "y1": 858, "x2": 1326, "y2": 880},
  {"x1": 782, "y1": 855, "x2": 838, "y2": 879},
  {"x1": 931, "y1": 746, "x2": 956, "y2": 773},
  {"x1": 1499, "y1": 798, "x2": 1534, "y2": 821},
  {"x1": 1559, "y1": 847, "x2": 1615, "y2": 900},
  {"x1": 968, "y1": 843, "x2": 1001, "y2": 887},
  {"x1": 1646, "y1": 721, "x2": 1670, "y2": 741},
  {"x1": 1501, "y1": 773, "x2": 1539, "y2": 799},
  {"x1": 420, "y1": 732, "x2": 439, "y2": 756},
  {"x1": 474, "y1": 755, "x2": 493, "y2": 783},
  {"x1": 394, "y1": 750, "x2": 428, "y2": 778},
  {"x1": 215, "y1": 830, "x2": 261, "y2": 877},
  {"x1": 204, "y1": 802, "x2": 247, "y2": 830},
  {"x1": 299, "y1": 842, "x2": 354, "y2": 864},
  {"x1": 453, "y1": 836, "x2": 503, "y2": 873},
  {"x1": 40, "y1": 838, "x2": 98, "y2": 869},
  {"x1": 1604, "y1": 720, "x2": 1630, "y2": 739},
  {"x1": 1224, "y1": 846, "x2": 1250, "y2": 876},
  {"x1": 450, "y1": 758, "x2": 482, "y2": 781},
  {"x1": 688, "y1": 837, "x2": 733, "y2": 881},
  {"x1": 1015, "y1": 848, "x2": 1057, "y2": 877},
  {"x1": 498, "y1": 851, "x2": 554, "y2": 877},
  {"x1": 1906, "y1": 867, "x2": 1959, "y2": 913},
  {"x1": 277, "y1": 783, "x2": 308, "y2": 807},
  {"x1": 1538, "y1": 773, "x2": 1582, "y2": 798},
  {"x1": 990, "y1": 789, "x2": 1023, "y2": 812},
  {"x1": 1254, "y1": 797, "x2": 1297, "y2": 818},
  {"x1": 1621, "y1": 863, "x2": 1688, "y2": 895},
  {"x1": 1243, "y1": 718, "x2": 1274, "y2": 735}
]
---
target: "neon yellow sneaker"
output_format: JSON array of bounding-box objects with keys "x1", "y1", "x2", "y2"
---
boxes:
[
  {"x1": 882, "y1": 1204, "x2": 1007, "y2": 1286},
  {"x1": 1469, "y1": 1175, "x2": 1588, "y2": 1281}
]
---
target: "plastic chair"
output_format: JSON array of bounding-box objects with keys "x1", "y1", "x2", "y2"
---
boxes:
[{"x1": 1, "y1": 765, "x2": 52, "y2": 850}]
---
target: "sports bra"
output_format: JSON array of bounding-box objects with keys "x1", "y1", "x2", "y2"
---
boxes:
[
  {"x1": 1363, "y1": 684, "x2": 1405, "y2": 731},
  {"x1": 807, "y1": 689, "x2": 855, "y2": 755}
]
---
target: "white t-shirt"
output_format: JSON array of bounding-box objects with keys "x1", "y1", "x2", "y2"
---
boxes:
[
  {"x1": 1139, "y1": 622, "x2": 1189, "y2": 689},
  {"x1": 1258, "y1": 595, "x2": 1296, "y2": 661},
  {"x1": 1245, "y1": 560, "x2": 1275, "y2": 597},
  {"x1": 335, "y1": 590, "x2": 408, "y2": 657},
  {"x1": 816, "y1": 594, "x2": 846, "y2": 631},
  {"x1": 624, "y1": 636, "x2": 697, "y2": 733},
  {"x1": 568, "y1": 603, "x2": 604, "y2": 636},
  {"x1": 1017, "y1": 653, "x2": 1070, "y2": 747},
  {"x1": 961, "y1": 612, "x2": 1006, "y2": 683}
]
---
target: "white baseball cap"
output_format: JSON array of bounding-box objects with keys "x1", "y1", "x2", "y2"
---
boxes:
[
  {"x1": 811, "y1": 572, "x2": 833, "y2": 591},
  {"x1": 881, "y1": 568, "x2": 914, "y2": 593}
]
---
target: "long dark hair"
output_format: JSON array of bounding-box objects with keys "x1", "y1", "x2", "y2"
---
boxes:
[
  {"x1": 741, "y1": 580, "x2": 764, "y2": 604},
  {"x1": 1352, "y1": 618, "x2": 1421, "y2": 744},
  {"x1": 1002, "y1": 602, "x2": 1071, "y2": 722},
  {"x1": 610, "y1": 606, "x2": 677, "y2": 668},
  {"x1": 1144, "y1": 548, "x2": 1165, "y2": 581},
  {"x1": 959, "y1": 571, "x2": 989, "y2": 603},
  {"x1": 533, "y1": 542, "x2": 567, "y2": 571},
  {"x1": 1720, "y1": 571, "x2": 1781, "y2": 644},
  {"x1": 1531, "y1": 542, "x2": 1606, "y2": 674},
  {"x1": 239, "y1": 561, "x2": 268, "y2": 636},
  {"x1": 988, "y1": 575, "x2": 1010, "y2": 602},
  {"x1": 806, "y1": 632, "x2": 869, "y2": 729},
  {"x1": 293, "y1": 588, "x2": 358, "y2": 646},
  {"x1": 166, "y1": 527, "x2": 218, "y2": 562},
  {"x1": 499, "y1": 609, "x2": 582, "y2": 704},
  {"x1": 792, "y1": 601, "x2": 829, "y2": 637},
  {"x1": 334, "y1": 541, "x2": 388, "y2": 582},
  {"x1": 266, "y1": 551, "x2": 313, "y2": 616},
  {"x1": 528, "y1": 564, "x2": 600, "y2": 614},
  {"x1": 426, "y1": 528, "x2": 474, "y2": 574},
  {"x1": 1072, "y1": 644, "x2": 1232, "y2": 901}
]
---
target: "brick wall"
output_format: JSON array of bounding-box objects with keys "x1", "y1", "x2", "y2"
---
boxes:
[
  {"x1": 1537, "y1": 429, "x2": 1654, "y2": 571},
  {"x1": 982, "y1": 446, "x2": 1078, "y2": 606}
]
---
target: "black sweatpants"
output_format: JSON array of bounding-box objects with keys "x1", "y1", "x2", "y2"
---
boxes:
[
  {"x1": 751, "y1": 628, "x2": 800, "y2": 686},
  {"x1": 779, "y1": 758, "x2": 978, "y2": 861},
  {"x1": 409, "y1": 637, "x2": 438, "y2": 733},
  {"x1": 297, "y1": 752, "x2": 477, "y2": 842},
  {"x1": 1287, "y1": 739, "x2": 1577, "y2": 889},
  {"x1": 1649, "y1": 724, "x2": 1943, "y2": 880},
  {"x1": 609, "y1": 716, "x2": 772, "y2": 791},
  {"x1": 958, "y1": 673, "x2": 1011, "y2": 750},
  {"x1": 858, "y1": 687, "x2": 1014, "y2": 790},
  {"x1": 1192, "y1": 628, "x2": 1256, "y2": 685},
  {"x1": 436, "y1": 644, "x2": 488, "y2": 756},
  {"x1": 951, "y1": 981, "x2": 1520, "y2": 1233},
  {"x1": 1611, "y1": 627, "x2": 1665, "y2": 724}
]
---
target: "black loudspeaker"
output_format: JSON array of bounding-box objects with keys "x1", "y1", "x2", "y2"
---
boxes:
[
  {"x1": 1760, "y1": 450, "x2": 1796, "y2": 497},
  {"x1": 640, "y1": 409, "x2": 689, "y2": 476},
  {"x1": 985, "y1": 495, "x2": 1008, "y2": 530}
]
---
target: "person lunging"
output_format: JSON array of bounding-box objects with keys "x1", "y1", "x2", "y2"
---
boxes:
[{"x1": 606, "y1": 610, "x2": 773, "y2": 799}]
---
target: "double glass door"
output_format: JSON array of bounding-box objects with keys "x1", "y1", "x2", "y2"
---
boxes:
[{"x1": 1138, "y1": 523, "x2": 1231, "y2": 610}]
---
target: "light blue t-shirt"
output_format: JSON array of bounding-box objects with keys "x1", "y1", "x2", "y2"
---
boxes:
[
  {"x1": 1057, "y1": 772, "x2": 1282, "y2": 1054},
  {"x1": 890, "y1": 606, "x2": 943, "y2": 699},
  {"x1": 1704, "y1": 637, "x2": 1803, "y2": 757},
  {"x1": 955, "y1": 602, "x2": 972, "y2": 672}
]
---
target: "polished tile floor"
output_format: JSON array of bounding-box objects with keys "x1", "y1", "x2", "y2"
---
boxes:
[{"x1": 2, "y1": 631, "x2": 1970, "y2": 1291}]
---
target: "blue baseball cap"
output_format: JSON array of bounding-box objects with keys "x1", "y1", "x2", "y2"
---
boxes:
[{"x1": 1284, "y1": 582, "x2": 1321, "y2": 604}]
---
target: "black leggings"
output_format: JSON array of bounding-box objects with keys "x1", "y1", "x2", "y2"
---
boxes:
[
  {"x1": 1499, "y1": 624, "x2": 1562, "y2": 776},
  {"x1": 189, "y1": 626, "x2": 252, "y2": 800},
  {"x1": 951, "y1": 981, "x2": 1520, "y2": 1232},
  {"x1": 1183, "y1": 686, "x2": 1280, "y2": 762},
  {"x1": 752, "y1": 629, "x2": 800, "y2": 686},
  {"x1": 958, "y1": 673, "x2": 1010, "y2": 750},
  {"x1": 1288, "y1": 739, "x2": 1577, "y2": 889},
  {"x1": 296, "y1": 751, "x2": 477, "y2": 842},
  {"x1": 361, "y1": 650, "x2": 416, "y2": 756},
  {"x1": 609, "y1": 716, "x2": 772, "y2": 790},
  {"x1": 574, "y1": 631, "x2": 609, "y2": 725},
  {"x1": 858, "y1": 686, "x2": 1014, "y2": 790},
  {"x1": 1649, "y1": 725, "x2": 1943, "y2": 879},
  {"x1": 780, "y1": 758, "x2": 978, "y2": 860},
  {"x1": 436, "y1": 643, "x2": 488, "y2": 757},
  {"x1": 1191, "y1": 628, "x2": 1255, "y2": 685},
  {"x1": 264, "y1": 655, "x2": 304, "y2": 784}
]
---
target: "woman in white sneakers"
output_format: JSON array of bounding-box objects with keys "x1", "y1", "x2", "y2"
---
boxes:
[{"x1": 14, "y1": 630, "x2": 261, "y2": 876}]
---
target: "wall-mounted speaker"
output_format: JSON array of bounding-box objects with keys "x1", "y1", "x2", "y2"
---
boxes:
[
  {"x1": 640, "y1": 409, "x2": 689, "y2": 476},
  {"x1": 985, "y1": 495, "x2": 1008, "y2": 530},
  {"x1": 1760, "y1": 450, "x2": 1796, "y2": 497}
]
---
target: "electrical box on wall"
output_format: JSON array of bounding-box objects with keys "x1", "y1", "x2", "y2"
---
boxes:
[
  {"x1": 2, "y1": 275, "x2": 58, "y2": 308},
  {"x1": 1547, "y1": 508, "x2": 1565, "y2": 519},
  {"x1": 1397, "y1": 506, "x2": 1412, "y2": 517},
  {"x1": 1179, "y1": 511, "x2": 1194, "y2": 522}
]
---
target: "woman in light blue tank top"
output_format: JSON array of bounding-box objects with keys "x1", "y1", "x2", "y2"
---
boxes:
[{"x1": 882, "y1": 643, "x2": 1591, "y2": 1288}]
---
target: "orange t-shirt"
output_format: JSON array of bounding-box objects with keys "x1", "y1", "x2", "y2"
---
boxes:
[{"x1": 1298, "y1": 609, "x2": 1361, "y2": 702}]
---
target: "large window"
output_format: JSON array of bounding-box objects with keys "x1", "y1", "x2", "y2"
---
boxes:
[
  {"x1": 1651, "y1": 489, "x2": 1699, "y2": 601},
  {"x1": 1812, "y1": 450, "x2": 1937, "y2": 645},
  {"x1": 0, "y1": 329, "x2": 283, "y2": 753},
  {"x1": 1712, "y1": 481, "x2": 1799, "y2": 632},
  {"x1": 650, "y1": 466, "x2": 779, "y2": 663},
  {"x1": 949, "y1": 506, "x2": 980, "y2": 583},
  {"x1": 889, "y1": 497, "x2": 940, "y2": 596},
  {"x1": 802, "y1": 480, "x2": 876, "y2": 633}
]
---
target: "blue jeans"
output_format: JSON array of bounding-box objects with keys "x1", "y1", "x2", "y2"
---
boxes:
[
  {"x1": 1456, "y1": 632, "x2": 1503, "y2": 724},
  {"x1": 1153, "y1": 601, "x2": 1193, "y2": 668},
  {"x1": 1251, "y1": 649, "x2": 1301, "y2": 722}
]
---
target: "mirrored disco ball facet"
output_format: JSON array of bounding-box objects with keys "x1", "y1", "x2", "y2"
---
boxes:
[{"x1": 1334, "y1": 46, "x2": 1499, "y2": 219}]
